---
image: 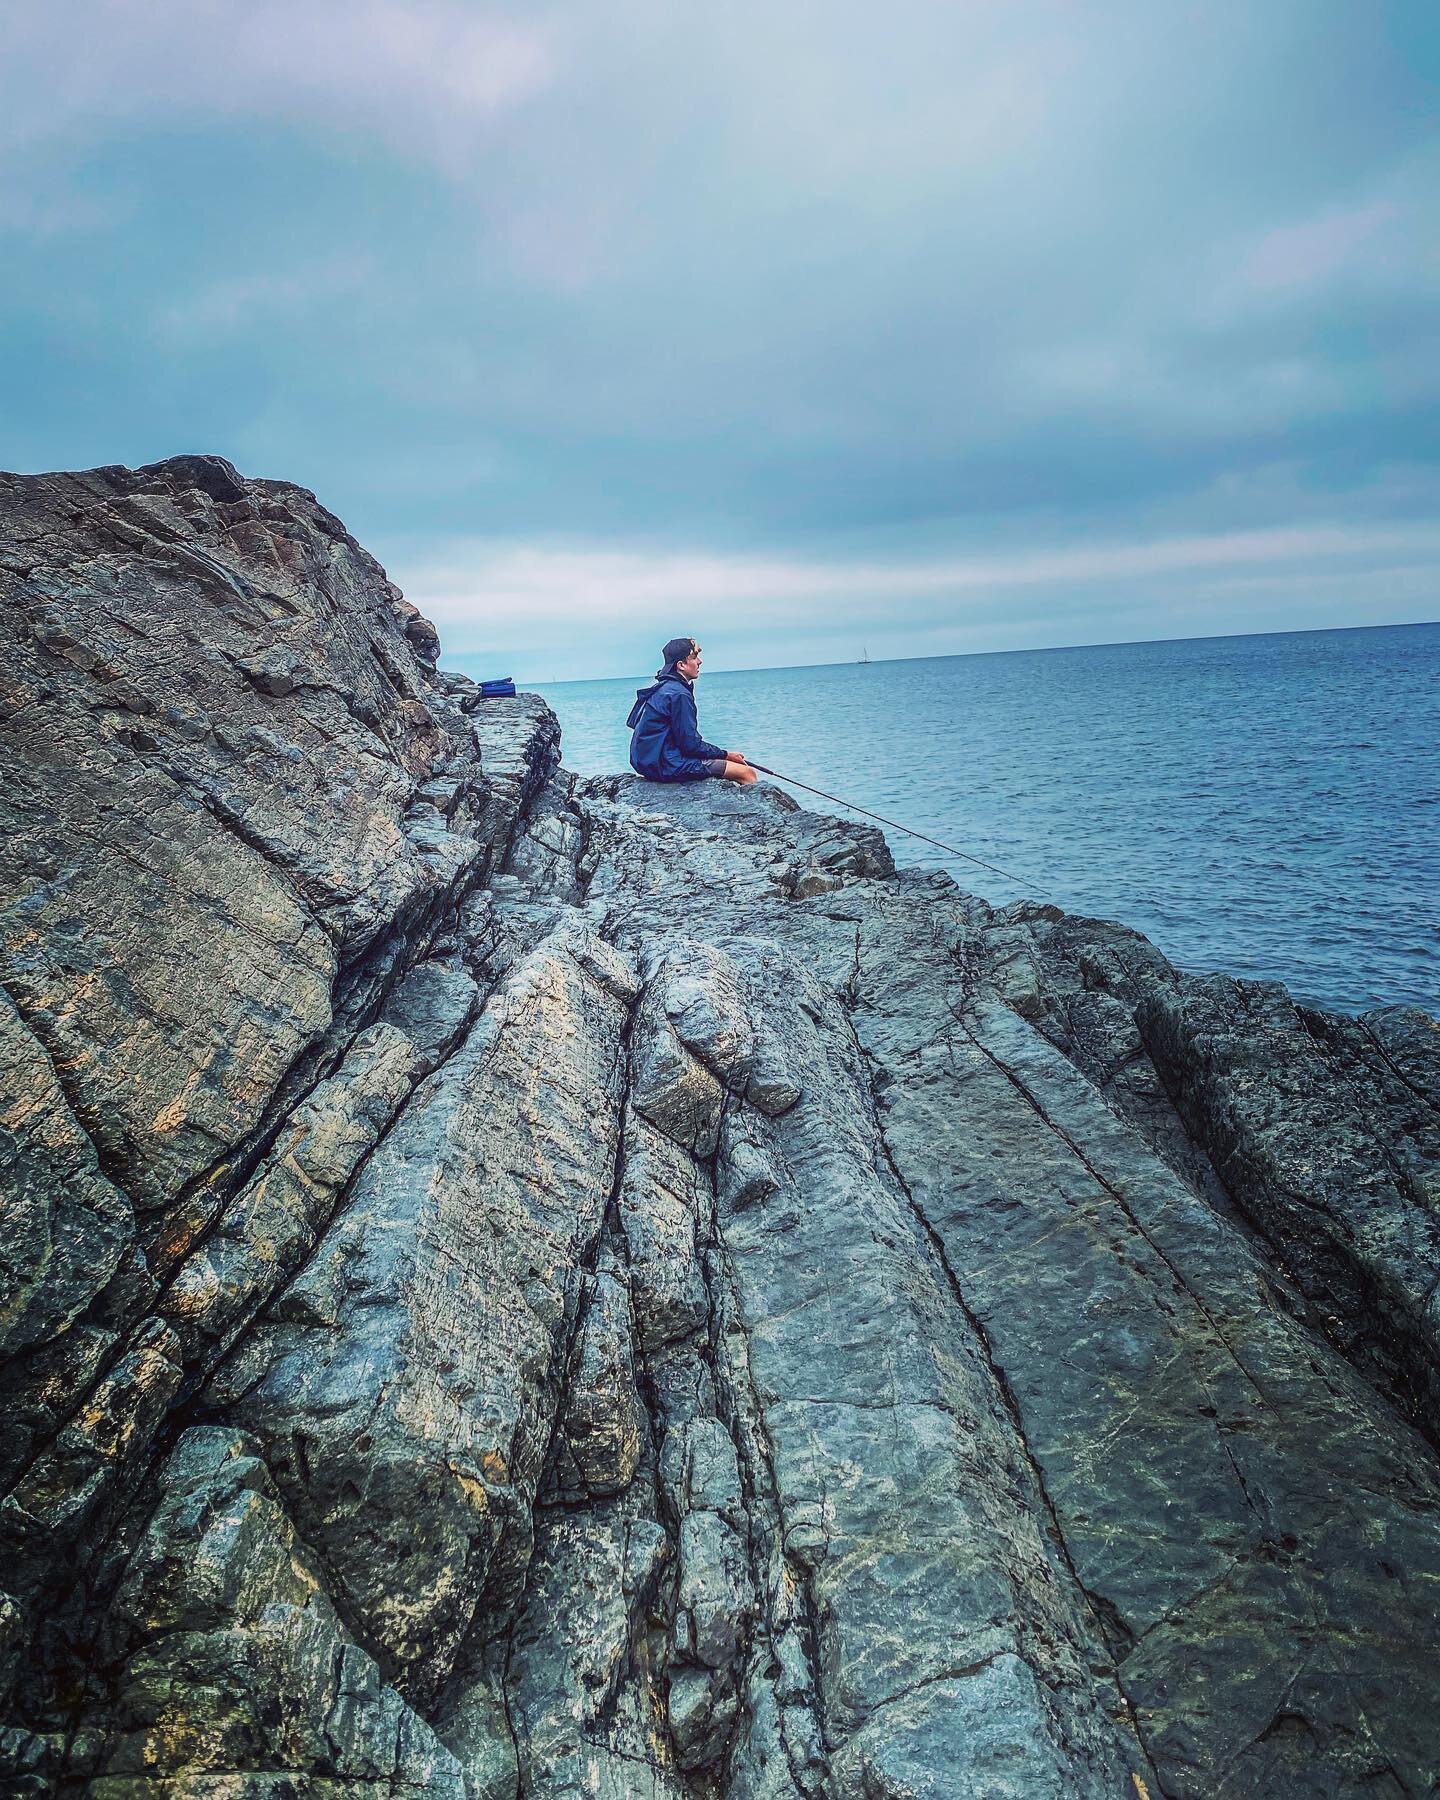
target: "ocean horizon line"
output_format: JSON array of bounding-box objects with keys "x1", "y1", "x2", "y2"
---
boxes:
[{"x1": 507, "y1": 615, "x2": 1439, "y2": 689}]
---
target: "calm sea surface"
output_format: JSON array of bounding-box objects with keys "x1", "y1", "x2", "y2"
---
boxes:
[{"x1": 531, "y1": 623, "x2": 1439, "y2": 1015}]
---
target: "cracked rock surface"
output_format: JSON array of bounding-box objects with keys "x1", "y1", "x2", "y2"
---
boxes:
[{"x1": 2, "y1": 458, "x2": 1438, "y2": 1798}]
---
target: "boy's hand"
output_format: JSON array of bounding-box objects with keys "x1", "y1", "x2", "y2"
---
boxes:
[{"x1": 726, "y1": 750, "x2": 748, "y2": 763}]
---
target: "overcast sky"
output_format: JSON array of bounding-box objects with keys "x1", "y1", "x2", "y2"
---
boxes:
[{"x1": 2, "y1": 1, "x2": 1437, "y2": 679}]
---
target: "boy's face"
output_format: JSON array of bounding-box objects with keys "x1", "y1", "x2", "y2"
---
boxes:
[{"x1": 678, "y1": 645, "x2": 702, "y2": 679}]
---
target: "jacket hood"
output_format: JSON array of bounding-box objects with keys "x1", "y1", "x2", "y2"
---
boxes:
[{"x1": 635, "y1": 673, "x2": 688, "y2": 701}]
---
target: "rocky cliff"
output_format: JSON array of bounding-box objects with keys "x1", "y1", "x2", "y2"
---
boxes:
[{"x1": 1, "y1": 456, "x2": 1438, "y2": 1799}]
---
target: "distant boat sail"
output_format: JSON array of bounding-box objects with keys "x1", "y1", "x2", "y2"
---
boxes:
[{"x1": 859, "y1": 647, "x2": 871, "y2": 664}]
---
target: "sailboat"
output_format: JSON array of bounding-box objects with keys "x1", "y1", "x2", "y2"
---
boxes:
[{"x1": 858, "y1": 646, "x2": 871, "y2": 665}]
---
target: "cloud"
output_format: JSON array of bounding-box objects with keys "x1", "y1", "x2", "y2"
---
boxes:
[
  {"x1": 1243, "y1": 200, "x2": 1401, "y2": 291},
  {"x1": 0, "y1": 186, "x2": 115, "y2": 237},
  {"x1": 0, "y1": 1, "x2": 556, "y2": 173},
  {"x1": 156, "y1": 256, "x2": 377, "y2": 339},
  {"x1": 402, "y1": 518, "x2": 1440, "y2": 675},
  {"x1": 413, "y1": 521, "x2": 1440, "y2": 620},
  {"x1": 1213, "y1": 144, "x2": 1440, "y2": 318}
]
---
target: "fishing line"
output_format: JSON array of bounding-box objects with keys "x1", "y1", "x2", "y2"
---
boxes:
[{"x1": 745, "y1": 761, "x2": 1034, "y2": 890}]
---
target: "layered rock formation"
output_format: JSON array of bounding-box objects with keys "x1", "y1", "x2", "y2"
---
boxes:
[{"x1": 2, "y1": 456, "x2": 1437, "y2": 1798}]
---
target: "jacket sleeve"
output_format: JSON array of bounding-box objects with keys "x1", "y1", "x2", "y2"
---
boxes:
[{"x1": 673, "y1": 689, "x2": 725, "y2": 762}]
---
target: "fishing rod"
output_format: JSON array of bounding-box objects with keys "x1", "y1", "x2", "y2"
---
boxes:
[{"x1": 745, "y1": 760, "x2": 1033, "y2": 890}]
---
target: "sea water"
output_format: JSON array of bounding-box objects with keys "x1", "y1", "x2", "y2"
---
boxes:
[{"x1": 528, "y1": 622, "x2": 1438, "y2": 1014}]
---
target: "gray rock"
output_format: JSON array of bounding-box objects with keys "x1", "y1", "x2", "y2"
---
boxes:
[
  {"x1": 220, "y1": 927, "x2": 633, "y2": 1706},
  {"x1": 617, "y1": 1111, "x2": 710, "y2": 1352},
  {"x1": 503, "y1": 1481, "x2": 676, "y2": 1797},
  {"x1": 93, "y1": 1426, "x2": 464, "y2": 1791},
  {"x1": 653, "y1": 940, "x2": 757, "y2": 1092},
  {"x1": 0, "y1": 989, "x2": 133, "y2": 1363},
  {"x1": 660, "y1": 1416, "x2": 747, "y2": 1529},
  {"x1": 377, "y1": 955, "x2": 482, "y2": 1072},
  {"x1": 984, "y1": 905, "x2": 1440, "y2": 1443},
  {"x1": 549, "y1": 1267, "x2": 647, "y2": 1501},
  {"x1": 677, "y1": 1508, "x2": 750, "y2": 1671},
  {"x1": 157, "y1": 1022, "x2": 424, "y2": 1365},
  {"x1": 578, "y1": 774, "x2": 1440, "y2": 1799},
  {"x1": 4, "y1": 460, "x2": 1439, "y2": 1800},
  {"x1": 630, "y1": 1001, "x2": 726, "y2": 1156}
]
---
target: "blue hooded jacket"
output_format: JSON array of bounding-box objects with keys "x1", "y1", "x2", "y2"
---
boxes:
[{"x1": 627, "y1": 673, "x2": 725, "y2": 781}]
